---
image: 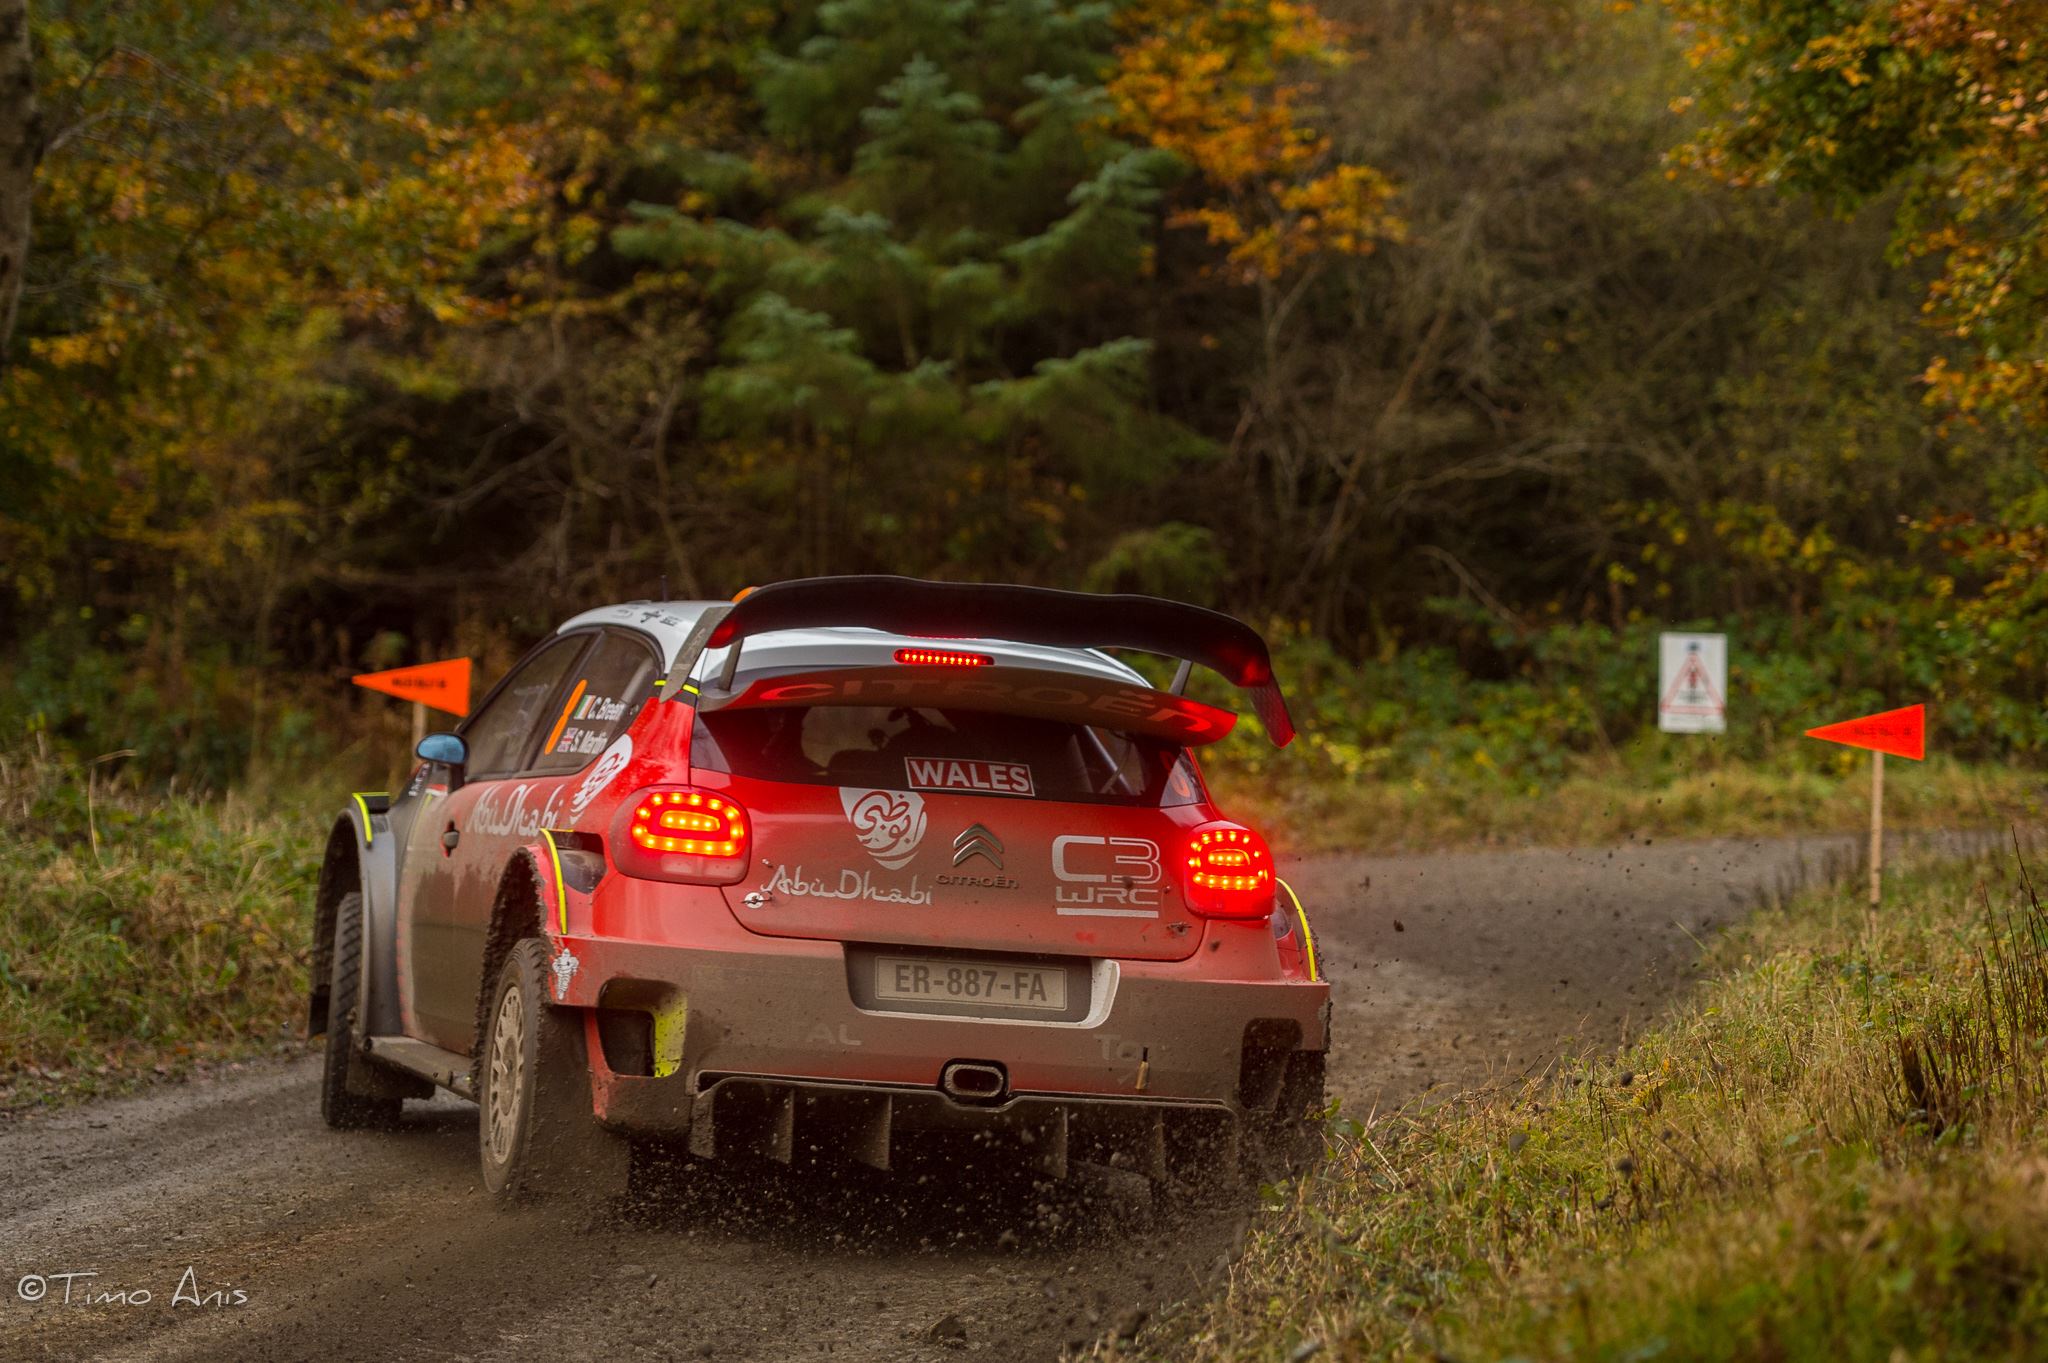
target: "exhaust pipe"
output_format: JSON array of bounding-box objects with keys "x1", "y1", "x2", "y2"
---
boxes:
[{"x1": 939, "y1": 1060, "x2": 1008, "y2": 1104}]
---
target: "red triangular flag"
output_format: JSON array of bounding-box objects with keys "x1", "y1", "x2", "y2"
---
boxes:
[
  {"x1": 1804, "y1": 703, "x2": 1925, "y2": 760},
  {"x1": 352, "y1": 658, "x2": 472, "y2": 716}
]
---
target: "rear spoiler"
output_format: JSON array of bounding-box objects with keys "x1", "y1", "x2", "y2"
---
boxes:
[
  {"x1": 664, "y1": 576, "x2": 1295, "y2": 746},
  {"x1": 698, "y1": 665, "x2": 1243, "y2": 746}
]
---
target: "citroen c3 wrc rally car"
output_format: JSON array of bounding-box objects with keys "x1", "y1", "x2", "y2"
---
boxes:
[{"x1": 310, "y1": 577, "x2": 1329, "y2": 1201}]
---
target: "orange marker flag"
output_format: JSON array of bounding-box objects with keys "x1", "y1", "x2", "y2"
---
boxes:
[
  {"x1": 352, "y1": 658, "x2": 472, "y2": 716},
  {"x1": 1804, "y1": 704, "x2": 1926, "y2": 761}
]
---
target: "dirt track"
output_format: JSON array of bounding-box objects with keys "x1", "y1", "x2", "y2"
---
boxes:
[{"x1": 0, "y1": 833, "x2": 1876, "y2": 1362}]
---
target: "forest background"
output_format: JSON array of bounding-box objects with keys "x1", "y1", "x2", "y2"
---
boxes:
[{"x1": 2, "y1": 0, "x2": 2044, "y2": 845}]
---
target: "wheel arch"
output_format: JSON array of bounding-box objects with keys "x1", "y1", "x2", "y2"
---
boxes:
[
  {"x1": 309, "y1": 815, "x2": 363, "y2": 1035},
  {"x1": 309, "y1": 798, "x2": 403, "y2": 1038},
  {"x1": 471, "y1": 850, "x2": 553, "y2": 1062}
]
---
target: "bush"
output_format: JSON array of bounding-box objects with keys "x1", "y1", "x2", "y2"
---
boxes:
[
  {"x1": 0, "y1": 740, "x2": 322, "y2": 1109},
  {"x1": 1, "y1": 619, "x2": 333, "y2": 791}
]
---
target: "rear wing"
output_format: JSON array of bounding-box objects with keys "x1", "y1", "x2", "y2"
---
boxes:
[
  {"x1": 664, "y1": 576, "x2": 1295, "y2": 746},
  {"x1": 698, "y1": 664, "x2": 1243, "y2": 746}
]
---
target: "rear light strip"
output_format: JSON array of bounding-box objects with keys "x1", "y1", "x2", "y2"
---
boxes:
[
  {"x1": 1183, "y1": 824, "x2": 1276, "y2": 919},
  {"x1": 613, "y1": 787, "x2": 751, "y2": 885},
  {"x1": 893, "y1": 646, "x2": 992, "y2": 668},
  {"x1": 631, "y1": 791, "x2": 743, "y2": 857}
]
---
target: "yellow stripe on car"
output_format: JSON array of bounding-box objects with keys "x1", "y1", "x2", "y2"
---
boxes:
[
  {"x1": 1277, "y1": 877, "x2": 1319, "y2": 982},
  {"x1": 350, "y1": 792, "x2": 384, "y2": 846},
  {"x1": 540, "y1": 829, "x2": 570, "y2": 934}
]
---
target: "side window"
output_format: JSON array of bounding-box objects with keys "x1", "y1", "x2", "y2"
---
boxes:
[
  {"x1": 529, "y1": 630, "x2": 660, "y2": 774},
  {"x1": 461, "y1": 636, "x2": 589, "y2": 779}
]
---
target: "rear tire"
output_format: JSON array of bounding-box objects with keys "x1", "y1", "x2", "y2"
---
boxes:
[
  {"x1": 319, "y1": 892, "x2": 403, "y2": 1131},
  {"x1": 477, "y1": 938, "x2": 629, "y2": 1203}
]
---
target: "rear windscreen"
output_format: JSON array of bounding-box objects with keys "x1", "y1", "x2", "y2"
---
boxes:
[{"x1": 693, "y1": 705, "x2": 1205, "y2": 808}]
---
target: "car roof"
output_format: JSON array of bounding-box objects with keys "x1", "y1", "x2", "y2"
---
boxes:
[
  {"x1": 555, "y1": 601, "x2": 1149, "y2": 686},
  {"x1": 555, "y1": 601, "x2": 720, "y2": 666}
]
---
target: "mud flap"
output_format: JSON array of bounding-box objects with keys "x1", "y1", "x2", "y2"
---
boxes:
[
  {"x1": 481, "y1": 939, "x2": 630, "y2": 1203},
  {"x1": 524, "y1": 997, "x2": 632, "y2": 1199},
  {"x1": 347, "y1": 1049, "x2": 432, "y2": 1102}
]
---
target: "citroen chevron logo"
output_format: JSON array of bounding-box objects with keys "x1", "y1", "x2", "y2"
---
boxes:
[{"x1": 952, "y1": 823, "x2": 1003, "y2": 869}]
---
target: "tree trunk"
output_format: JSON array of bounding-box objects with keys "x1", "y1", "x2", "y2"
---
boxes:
[{"x1": 0, "y1": 0, "x2": 36, "y2": 370}]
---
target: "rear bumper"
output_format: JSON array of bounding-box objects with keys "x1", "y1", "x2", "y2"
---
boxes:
[{"x1": 550, "y1": 922, "x2": 1328, "y2": 1141}]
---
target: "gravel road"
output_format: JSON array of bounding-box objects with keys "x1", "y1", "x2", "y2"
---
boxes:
[{"x1": 0, "y1": 832, "x2": 1890, "y2": 1362}]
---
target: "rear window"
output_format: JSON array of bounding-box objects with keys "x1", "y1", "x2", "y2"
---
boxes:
[{"x1": 693, "y1": 705, "x2": 1204, "y2": 808}]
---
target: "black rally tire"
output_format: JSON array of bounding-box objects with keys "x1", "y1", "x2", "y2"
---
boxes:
[
  {"x1": 319, "y1": 891, "x2": 403, "y2": 1130},
  {"x1": 477, "y1": 938, "x2": 629, "y2": 1203}
]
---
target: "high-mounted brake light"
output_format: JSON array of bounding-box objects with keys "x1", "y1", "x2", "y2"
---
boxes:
[
  {"x1": 893, "y1": 647, "x2": 992, "y2": 668},
  {"x1": 1182, "y1": 824, "x2": 1275, "y2": 919},
  {"x1": 611, "y1": 786, "x2": 750, "y2": 885}
]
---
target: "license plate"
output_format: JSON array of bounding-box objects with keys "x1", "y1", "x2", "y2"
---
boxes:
[{"x1": 874, "y1": 956, "x2": 1068, "y2": 1011}]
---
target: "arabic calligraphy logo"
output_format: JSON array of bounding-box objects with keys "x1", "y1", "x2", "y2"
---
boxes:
[{"x1": 840, "y1": 788, "x2": 928, "y2": 869}]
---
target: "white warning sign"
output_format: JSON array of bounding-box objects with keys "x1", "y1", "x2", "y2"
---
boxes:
[{"x1": 1658, "y1": 632, "x2": 1727, "y2": 734}]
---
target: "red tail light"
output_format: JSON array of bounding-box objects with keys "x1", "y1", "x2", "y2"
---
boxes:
[
  {"x1": 894, "y1": 647, "x2": 992, "y2": 667},
  {"x1": 611, "y1": 787, "x2": 750, "y2": 885},
  {"x1": 1182, "y1": 823, "x2": 1275, "y2": 919}
]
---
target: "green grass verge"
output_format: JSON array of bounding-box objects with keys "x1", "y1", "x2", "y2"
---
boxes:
[
  {"x1": 1119, "y1": 839, "x2": 2048, "y2": 1361},
  {"x1": 0, "y1": 742, "x2": 322, "y2": 1113},
  {"x1": 1208, "y1": 746, "x2": 2048, "y2": 853}
]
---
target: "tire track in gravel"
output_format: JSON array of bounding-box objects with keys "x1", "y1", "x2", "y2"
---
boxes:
[{"x1": 0, "y1": 831, "x2": 1971, "y2": 1363}]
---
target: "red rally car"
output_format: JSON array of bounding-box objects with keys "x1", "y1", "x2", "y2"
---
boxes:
[{"x1": 310, "y1": 577, "x2": 1329, "y2": 1201}]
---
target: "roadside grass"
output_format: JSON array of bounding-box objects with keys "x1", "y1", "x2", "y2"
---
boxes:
[
  {"x1": 1117, "y1": 839, "x2": 2048, "y2": 1361},
  {"x1": 1208, "y1": 745, "x2": 2047, "y2": 853},
  {"x1": 0, "y1": 740, "x2": 324, "y2": 1113}
]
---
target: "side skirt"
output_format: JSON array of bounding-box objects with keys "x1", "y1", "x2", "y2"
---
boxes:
[{"x1": 367, "y1": 1036, "x2": 478, "y2": 1100}]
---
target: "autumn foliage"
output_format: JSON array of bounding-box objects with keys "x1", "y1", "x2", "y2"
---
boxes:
[
  {"x1": 1110, "y1": 0, "x2": 1401, "y2": 280},
  {"x1": 1, "y1": 0, "x2": 2044, "y2": 781},
  {"x1": 1669, "y1": 0, "x2": 2048, "y2": 425}
]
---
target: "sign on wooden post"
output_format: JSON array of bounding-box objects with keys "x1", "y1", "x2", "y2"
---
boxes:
[
  {"x1": 1658, "y1": 633, "x2": 1727, "y2": 734},
  {"x1": 1804, "y1": 704, "x2": 1927, "y2": 907}
]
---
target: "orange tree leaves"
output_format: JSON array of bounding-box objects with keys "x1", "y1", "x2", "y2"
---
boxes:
[
  {"x1": 1668, "y1": 0, "x2": 2048, "y2": 428},
  {"x1": 1111, "y1": 0, "x2": 1402, "y2": 282},
  {"x1": 4, "y1": 2, "x2": 545, "y2": 601}
]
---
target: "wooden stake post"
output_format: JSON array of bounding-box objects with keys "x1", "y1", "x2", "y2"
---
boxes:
[{"x1": 1868, "y1": 750, "x2": 1884, "y2": 908}]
